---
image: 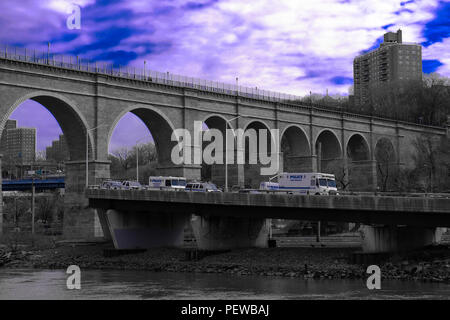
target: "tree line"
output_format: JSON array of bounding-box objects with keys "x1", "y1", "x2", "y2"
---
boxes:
[
  {"x1": 291, "y1": 73, "x2": 450, "y2": 127},
  {"x1": 109, "y1": 142, "x2": 158, "y2": 183}
]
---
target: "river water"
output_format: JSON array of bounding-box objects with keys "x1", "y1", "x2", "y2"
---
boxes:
[{"x1": 0, "y1": 269, "x2": 449, "y2": 299}]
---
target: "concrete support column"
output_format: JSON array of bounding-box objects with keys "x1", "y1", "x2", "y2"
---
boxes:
[
  {"x1": 96, "y1": 208, "x2": 111, "y2": 240},
  {"x1": 277, "y1": 151, "x2": 283, "y2": 174},
  {"x1": 343, "y1": 160, "x2": 350, "y2": 190},
  {"x1": 191, "y1": 215, "x2": 269, "y2": 250},
  {"x1": 311, "y1": 155, "x2": 318, "y2": 172},
  {"x1": 342, "y1": 156, "x2": 349, "y2": 190},
  {"x1": 317, "y1": 142, "x2": 322, "y2": 172},
  {"x1": 101, "y1": 209, "x2": 189, "y2": 249},
  {"x1": 371, "y1": 160, "x2": 378, "y2": 192},
  {"x1": 63, "y1": 160, "x2": 110, "y2": 240},
  {"x1": 64, "y1": 160, "x2": 111, "y2": 195},
  {"x1": 237, "y1": 163, "x2": 245, "y2": 188},
  {"x1": 235, "y1": 145, "x2": 245, "y2": 187},
  {"x1": 361, "y1": 224, "x2": 444, "y2": 253}
]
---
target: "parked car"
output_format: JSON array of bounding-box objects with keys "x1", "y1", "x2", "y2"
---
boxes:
[
  {"x1": 185, "y1": 182, "x2": 221, "y2": 192},
  {"x1": 100, "y1": 180, "x2": 123, "y2": 190},
  {"x1": 121, "y1": 181, "x2": 142, "y2": 190}
]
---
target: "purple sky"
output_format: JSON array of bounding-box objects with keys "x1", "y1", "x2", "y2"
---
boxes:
[
  {"x1": 9, "y1": 103, "x2": 153, "y2": 152},
  {"x1": 1, "y1": 0, "x2": 449, "y2": 152}
]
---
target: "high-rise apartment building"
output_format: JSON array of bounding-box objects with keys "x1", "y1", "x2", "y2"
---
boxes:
[
  {"x1": 353, "y1": 30, "x2": 422, "y2": 107},
  {"x1": 0, "y1": 119, "x2": 17, "y2": 153},
  {"x1": 46, "y1": 134, "x2": 69, "y2": 163},
  {"x1": 5, "y1": 127, "x2": 36, "y2": 166}
]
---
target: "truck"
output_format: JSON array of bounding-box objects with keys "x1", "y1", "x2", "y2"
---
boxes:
[
  {"x1": 259, "y1": 181, "x2": 280, "y2": 191},
  {"x1": 148, "y1": 176, "x2": 187, "y2": 190},
  {"x1": 262, "y1": 172, "x2": 338, "y2": 195}
]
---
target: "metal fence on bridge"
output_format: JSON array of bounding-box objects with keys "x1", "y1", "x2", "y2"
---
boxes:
[{"x1": 0, "y1": 45, "x2": 446, "y2": 128}]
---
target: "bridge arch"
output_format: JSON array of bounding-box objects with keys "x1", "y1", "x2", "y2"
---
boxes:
[
  {"x1": 242, "y1": 119, "x2": 278, "y2": 150},
  {"x1": 345, "y1": 133, "x2": 372, "y2": 190},
  {"x1": 315, "y1": 129, "x2": 342, "y2": 174},
  {"x1": 107, "y1": 104, "x2": 179, "y2": 167},
  {"x1": 280, "y1": 125, "x2": 311, "y2": 172},
  {"x1": 0, "y1": 91, "x2": 93, "y2": 161},
  {"x1": 201, "y1": 114, "x2": 235, "y2": 183},
  {"x1": 242, "y1": 120, "x2": 276, "y2": 188},
  {"x1": 201, "y1": 114, "x2": 236, "y2": 131},
  {"x1": 315, "y1": 129, "x2": 342, "y2": 158},
  {"x1": 242, "y1": 120, "x2": 276, "y2": 156},
  {"x1": 346, "y1": 133, "x2": 370, "y2": 161}
]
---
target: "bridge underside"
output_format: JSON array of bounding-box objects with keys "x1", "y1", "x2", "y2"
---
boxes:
[
  {"x1": 87, "y1": 191, "x2": 450, "y2": 252},
  {"x1": 88, "y1": 197, "x2": 450, "y2": 229}
]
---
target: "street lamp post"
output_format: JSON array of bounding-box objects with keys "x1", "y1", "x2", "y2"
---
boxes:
[
  {"x1": 224, "y1": 115, "x2": 249, "y2": 192},
  {"x1": 86, "y1": 124, "x2": 106, "y2": 188},
  {"x1": 31, "y1": 178, "x2": 35, "y2": 235},
  {"x1": 136, "y1": 145, "x2": 139, "y2": 183},
  {"x1": 47, "y1": 42, "x2": 50, "y2": 65}
]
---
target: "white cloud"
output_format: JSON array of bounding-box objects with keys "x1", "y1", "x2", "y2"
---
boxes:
[
  {"x1": 44, "y1": 0, "x2": 95, "y2": 13},
  {"x1": 122, "y1": 0, "x2": 447, "y2": 96},
  {"x1": 423, "y1": 38, "x2": 450, "y2": 75}
]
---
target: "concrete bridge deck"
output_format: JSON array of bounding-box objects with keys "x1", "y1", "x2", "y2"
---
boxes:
[{"x1": 86, "y1": 189, "x2": 450, "y2": 228}]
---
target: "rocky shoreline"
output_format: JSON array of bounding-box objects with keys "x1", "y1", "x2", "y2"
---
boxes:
[{"x1": 1, "y1": 242, "x2": 450, "y2": 283}]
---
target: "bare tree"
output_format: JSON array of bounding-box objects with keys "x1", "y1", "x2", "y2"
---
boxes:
[
  {"x1": 109, "y1": 143, "x2": 158, "y2": 181},
  {"x1": 37, "y1": 195, "x2": 56, "y2": 225},
  {"x1": 4, "y1": 197, "x2": 29, "y2": 229},
  {"x1": 110, "y1": 147, "x2": 134, "y2": 171},
  {"x1": 418, "y1": 73, "x2": 450, "y2": 125},
  {"x1": 375, "y1": 139, "x2": 396, "y2": 192},
  {"x1": 357, "y1": 73, "x2": 450, "y2": 126},
  {"x1": 2, "y1": 154, "x2": 20, "y2": 179},
  {"x1": 324, "y1": 160, "x2": 350, "y2": 190},
  {"x1": 412, "y1": 134, "x2": 450, "y2": 192},
  {"x1": 35, "y1": 150, "x2": 46, "y2": 161}
]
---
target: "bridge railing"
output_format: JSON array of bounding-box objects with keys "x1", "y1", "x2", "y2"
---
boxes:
[
  {"x1": 338, "y1": 191, "x2": 450, "y2": 198},
  {"x1": 0, "y1": 45, "x2": 446, "y2": 127},
  {"x1": 0, "y1": 45, "x2": 303, "y2": 103},
  {"x1": 85, "y1": 185, "x2": 450, "y2": 198}
]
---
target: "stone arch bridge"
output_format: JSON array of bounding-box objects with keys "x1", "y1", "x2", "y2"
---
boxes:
[{"x1": 0, "y1": 49, "x2": 448, "y2": 238}]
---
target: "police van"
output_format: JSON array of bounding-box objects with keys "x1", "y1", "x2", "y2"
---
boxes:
[
  {"x1": 148, "y1": 176, "x2": 187, "y2": 190},
  {"x1": 269, "y1": 172, "x2": 338, "y2": 195},
  {"x1": 259, "y1": 181, "x2": 280, "y2": 191},
  {"x1": 185, "y1": 182, "x2": 221, "y2": 192}
]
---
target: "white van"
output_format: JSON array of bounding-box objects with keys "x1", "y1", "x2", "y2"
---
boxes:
[
  {"x1": 148, "y1": 176, "x2": 187, "y2": 190},
  {"x1": 275, "y1": 172, "x2": 338, "y2": 195},
  {"x1": 122, "y1": 180, "x2": 142, "y2": 190},
  {"x1": 259, "y1": 181, "x2": 280, "y2": 191},
  {"x1": 185, "y1": 182, "x2": 221, "y2": 192}
]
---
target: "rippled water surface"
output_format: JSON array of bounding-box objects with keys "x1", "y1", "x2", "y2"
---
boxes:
[{"x1": 0, "y1": 269, "x2": 449, "y2": 300}]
